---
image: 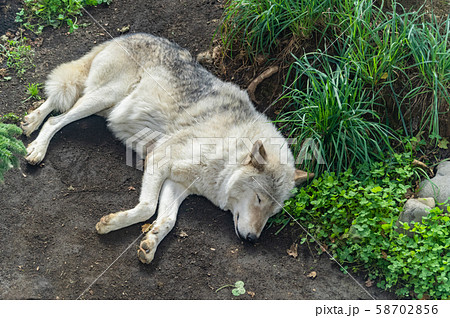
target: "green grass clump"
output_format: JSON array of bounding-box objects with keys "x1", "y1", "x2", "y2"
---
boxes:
[
  {"x1": 275, "y1": 1, "x2": 450, "y2": 175},
  {"x1": 16, "y1": 0, "x2": 112, "y2": 34},
  {"x1": 219, "y1": 0, "x2": 337, "y2": 57},
  {"x1": 23, "y1": 82, "x2": 43, "y2": 102},
  {"x1": 277, "y1": 153, "x2": 449, "y2": 299},
  {"x1": 333, "y1": 0, "x2": 449, "y2": 144},
  {"x1": 220, "y1": 0, "x2": 450, "y2": 156},
  {"x1": 0, "y1": 123, "x2": 27, "y2": 183},
  {"x1": 334, "y1": 0, "x2": 414, "y2": 87},
  {"x1": 405, "y1": 16, "x2": 450, "y2": 141},
  {"x1": 276, "y1": 53, "x2": 394, "y2": 176}
]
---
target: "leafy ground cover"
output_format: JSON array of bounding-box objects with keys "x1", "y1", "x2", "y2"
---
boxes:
[
  {"x1": 275, "y1": 152, "x2": 449, "y2": 299},
  {"x1": 0, "y1": 33, "x2": 34, "y2": 77}
]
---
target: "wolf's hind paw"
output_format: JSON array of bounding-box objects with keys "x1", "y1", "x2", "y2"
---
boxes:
[
  {"x1": 21, "y1": 113, "x2": 42, "y2": 137},
  {"x1": 25, "y1": 141, "x2": 47, "y2": 165}
]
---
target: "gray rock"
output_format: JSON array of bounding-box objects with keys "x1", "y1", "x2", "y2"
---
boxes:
[
  {"x1": 398, "y1": 198, "x2": 435, "y2": 224},
  {"x1": 436, "y1": 160, "x2": 450, "y2": 176},
  {"x1": 418, "y1": 161, "x2": 450, "y2": 212},
  {"x1": 397, "y1": 198, "x2": 435, "y2": 236}
]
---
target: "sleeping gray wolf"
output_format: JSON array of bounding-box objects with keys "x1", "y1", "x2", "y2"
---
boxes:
[{"x1": 21, "y1": 33, "x2": 312, "y2": 264}]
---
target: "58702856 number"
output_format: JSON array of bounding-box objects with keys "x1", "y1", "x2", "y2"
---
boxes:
[{"x1": 376, "y1": 304, "x2": 438, "y2": 315}]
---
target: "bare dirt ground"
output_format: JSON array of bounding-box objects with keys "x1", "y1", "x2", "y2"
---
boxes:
[{"x1": 1, "y1": 0, "x2": 446, "y2": 300}]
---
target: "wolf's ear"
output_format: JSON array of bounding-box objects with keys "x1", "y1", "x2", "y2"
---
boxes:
[
  {"x1": 243, "y1": 140, "x2": 267, "y2": 171},
  {"x1": 294, "y1": 169, "x2": 314, "y2": 185}
]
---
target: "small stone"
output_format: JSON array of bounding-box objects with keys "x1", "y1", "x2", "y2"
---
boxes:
[
  {"x1": 418, "y1": 161, "x2": 450, "y2": 212},
  {"x1": 306, "y1": 271, "x2": 317, "y2": 279},
  {"x1": 117, "y1": 25, "x2": 130, "y2": 34},
  {"x1": 398, "y1": 198, "x2": 434, "y2": 224},
  {"x1": 416, "y1": 197, "x2": 435, "y2": 208}
]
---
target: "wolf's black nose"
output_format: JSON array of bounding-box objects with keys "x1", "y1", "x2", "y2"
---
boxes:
[{"x1": 246, "y1": 233, "x2": 257, "y2": 243}]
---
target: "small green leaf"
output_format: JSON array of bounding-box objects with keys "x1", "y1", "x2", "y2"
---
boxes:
[
  {"x1": 438, "y1": 138, "x2": 448, "y2": 150},
  {"x1": 232, "y1": 287, "x2": 245, "y2": 296},
  {"x1": 234, "y1": 281, "x2": 245, "y2": 288},
  {"x1": 371, "y1": 186, "x2": 383, "y2": 193}
]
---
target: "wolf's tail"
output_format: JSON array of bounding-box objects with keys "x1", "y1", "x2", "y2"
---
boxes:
[{"x1": 44, "y1": 42, "x2": 107, "y2": 113}]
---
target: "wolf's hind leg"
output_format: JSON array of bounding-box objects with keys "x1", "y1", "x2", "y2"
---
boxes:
[
  {"x1": 22, "y1": 49, "x2": 100, "y2": 137},
  {"x1": 25, "y1": 86, "x2": 120, "y2": 165},
  {"x1": 138, "y1": 179, "x2": 189, "y2": 264}
]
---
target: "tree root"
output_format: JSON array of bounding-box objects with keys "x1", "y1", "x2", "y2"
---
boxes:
[
  {"x1": 412, "y1": 159, "x2": 434, "y2": 177},
  {"x1": 247, "y1": 66, "x2": 279, "y2": 103}
]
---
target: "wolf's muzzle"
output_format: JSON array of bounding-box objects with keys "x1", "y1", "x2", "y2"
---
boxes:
[
  {"x1": 238, "y1": 231, "x2": 258, "y2": 243},
  {"x1": 246, "y1": 233, "x2": 258, "y2": 243}
]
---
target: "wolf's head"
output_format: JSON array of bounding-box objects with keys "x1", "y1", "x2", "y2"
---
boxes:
[{"x1": 223, "y1": 140, "x2": 312, "y2": 242}]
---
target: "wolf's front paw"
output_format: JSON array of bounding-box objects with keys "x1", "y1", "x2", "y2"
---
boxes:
[
  {"x1": 137, "y1": 238, "x2": 157, "y2": 264},
  {"x1": 95, "y1": 214, "x2": 114, "y2": 234},
  {"x1": 25, "y1": 141, "x2": 47, "y2": 165}
]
